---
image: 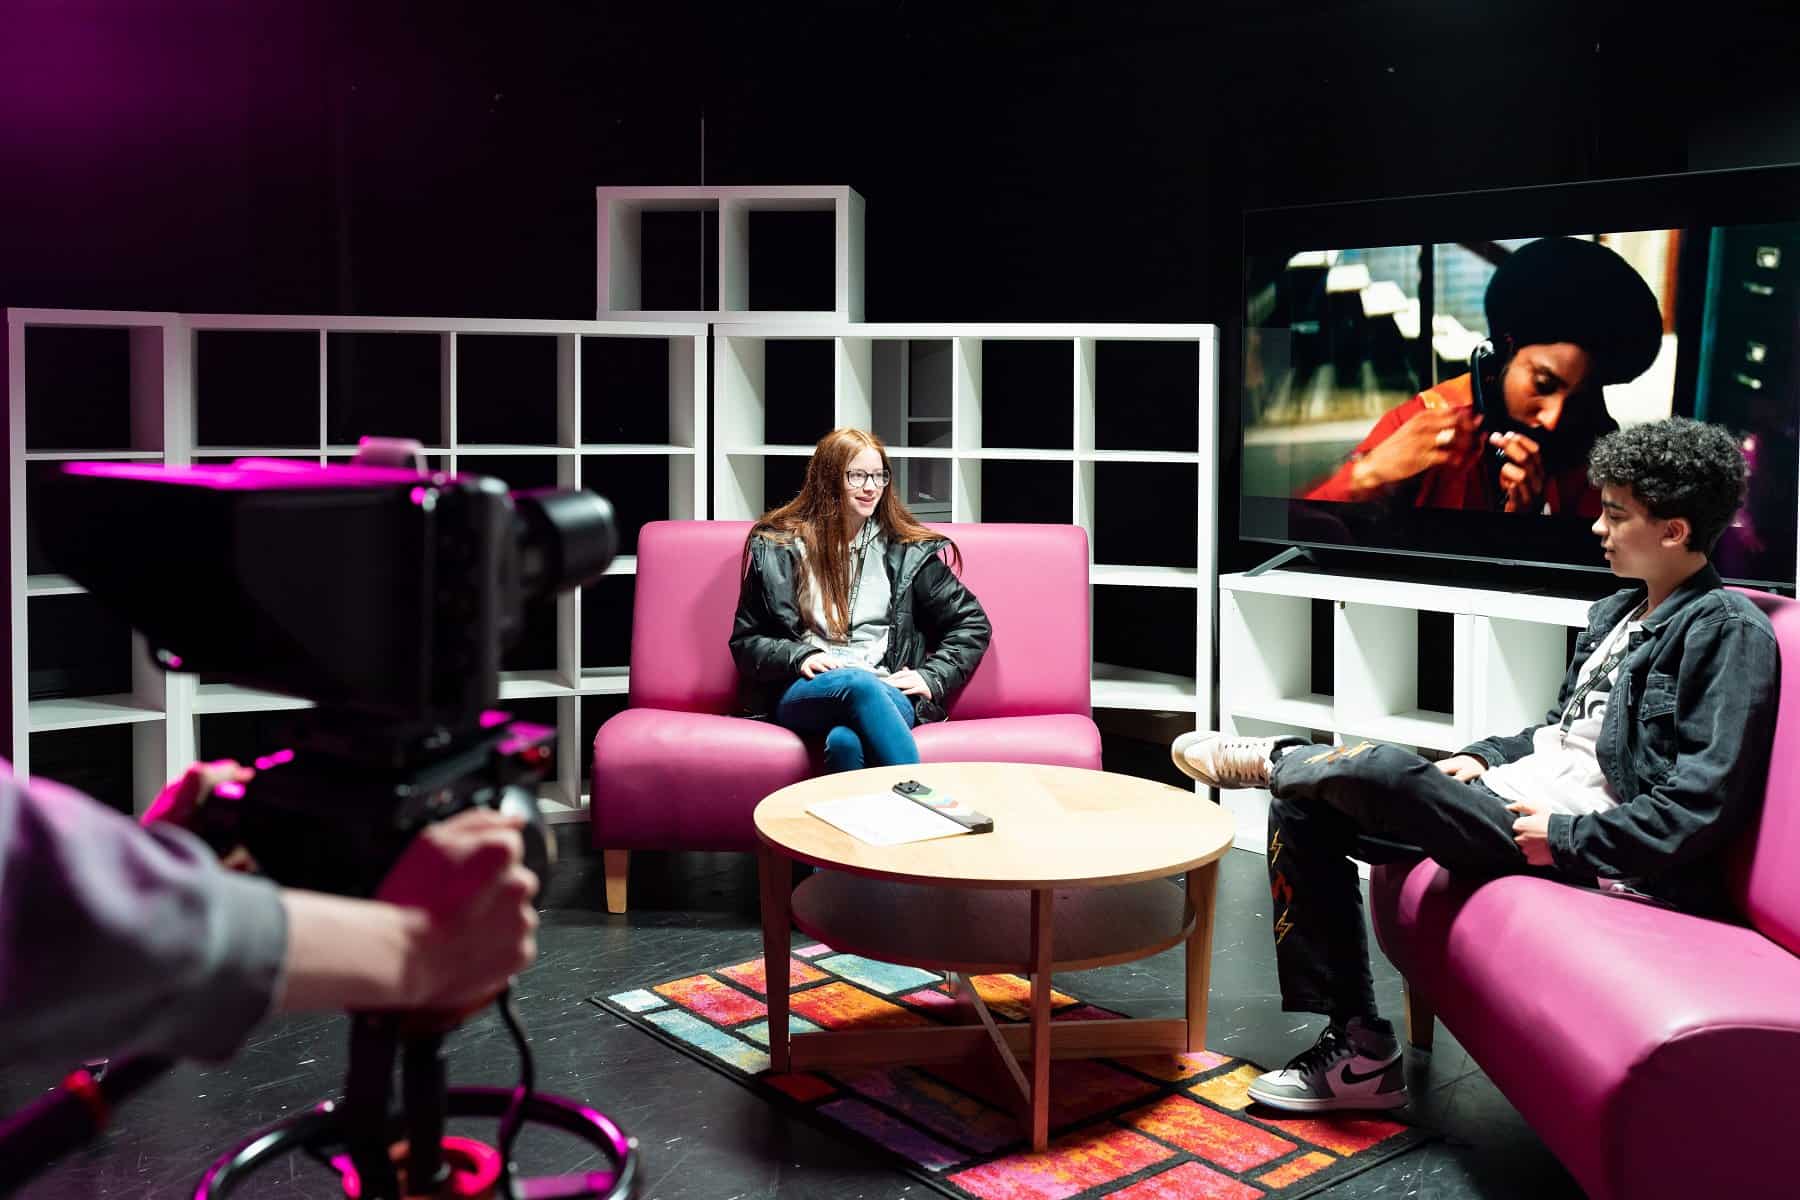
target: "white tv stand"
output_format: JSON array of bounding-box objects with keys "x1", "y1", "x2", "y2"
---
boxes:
[{"x1": 1217, "y1": 567, "x2": 1595, "y2": 853}]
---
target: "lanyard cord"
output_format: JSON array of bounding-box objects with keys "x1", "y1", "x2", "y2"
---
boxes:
[
  {"x1": 844, "y1": 523, "x2": 878, "y2": 633},
  {"x1": 1558, "y1": 605, "x2": 1645, "y2": 739}
]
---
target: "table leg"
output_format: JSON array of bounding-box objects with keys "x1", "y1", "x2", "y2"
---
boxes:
[
  {"x1": 1185, "y1": 861, "x2": 1219, "y2": 1052},
  {"x1": 759, "y1": 849, "x2": 792, "y2": 1074},
  {"x1": 1028, "y1": 887, "x2": 1054, "y2": 1152}
]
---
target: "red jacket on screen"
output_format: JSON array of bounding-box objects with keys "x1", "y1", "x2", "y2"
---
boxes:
[{"x1": 1303, "y1": 373, "x2": 1600, "y2": 516}]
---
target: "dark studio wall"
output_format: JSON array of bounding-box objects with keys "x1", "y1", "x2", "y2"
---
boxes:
[
  {"x1": 9, "y1": 1, "x2": 1800, "y2": 323},
  {"x1": 5, "y1": 0, "x2": 1800, "y2": 706}
]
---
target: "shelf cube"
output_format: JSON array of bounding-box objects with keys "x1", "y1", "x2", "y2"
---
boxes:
[{"x1": 596, "y1": 186, "x2": 865, "y2": 322}]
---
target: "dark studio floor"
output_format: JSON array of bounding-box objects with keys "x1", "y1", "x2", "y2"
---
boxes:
[{"x1": 5, "y1": 833, "x2": 1587, "y2": 1200}]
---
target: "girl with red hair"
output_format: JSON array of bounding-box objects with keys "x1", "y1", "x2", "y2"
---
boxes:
[{"x1": 730, "y1": 428, "x2": 991, "y2": 771}]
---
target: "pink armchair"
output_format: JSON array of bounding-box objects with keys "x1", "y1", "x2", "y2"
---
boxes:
[
  {"x1": 591, "y1": 520, "x2": 1101, "y2": 912},
  {"x1": 1371, "y1": 589, "x2": 1800, "y2": 1199}
]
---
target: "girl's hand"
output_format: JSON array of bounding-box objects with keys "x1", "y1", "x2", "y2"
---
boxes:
[
  {"x1": 799, "y1": 654, "x2": 844, "y2": 679},
  {"x1": 887, "y1": 668, "x2": 933, "y2": 698}
]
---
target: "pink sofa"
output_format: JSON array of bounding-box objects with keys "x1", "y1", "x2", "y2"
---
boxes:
[
  {"x1": 591, "y1": 520, "x2": 1102, "y2": 912},
  {"x1": 1372, "y1": 589, "x2": 1799, "y2": 1199}
]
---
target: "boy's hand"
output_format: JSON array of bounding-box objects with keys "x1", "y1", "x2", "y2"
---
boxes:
[
  {"x1": 1507, "y1": 799, "x2": 1554, "y2": 865},
  {"x1": 1434, "y1": 754, "x2": 1488, "y2": 781}
]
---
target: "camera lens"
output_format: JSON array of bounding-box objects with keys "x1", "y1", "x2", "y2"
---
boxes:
[{"x1": 512, "y1": 488, "x2": 619, "y2": 596}]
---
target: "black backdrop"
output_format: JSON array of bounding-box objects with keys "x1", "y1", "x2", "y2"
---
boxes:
[
  {"x1": 8, "y1": 0, "x2": 1799, "y2": 326},
  {"x1": 5, "y1": 0, "x2": 1800, "y2": 745}
]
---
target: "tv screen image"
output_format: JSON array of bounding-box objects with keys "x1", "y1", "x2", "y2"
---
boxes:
[{"x1": 1241, "y1": 171, "x2": 1800, "y2": 589}]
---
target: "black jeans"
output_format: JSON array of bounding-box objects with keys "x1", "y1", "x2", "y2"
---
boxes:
[{"x1": 1265, "y1": 740, "x2": 1572, "y2": 1019}]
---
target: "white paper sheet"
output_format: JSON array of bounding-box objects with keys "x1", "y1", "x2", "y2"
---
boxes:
[{"x1": 806, "y1": 791, "x2": 972, "y2": 846}]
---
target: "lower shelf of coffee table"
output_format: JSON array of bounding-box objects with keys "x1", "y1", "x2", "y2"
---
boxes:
[{"x1": 789, "y1": 872, "x2": 1194, "y2": 975}]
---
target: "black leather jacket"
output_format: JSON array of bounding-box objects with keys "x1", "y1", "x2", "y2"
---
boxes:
[
  {"x1": 729, "y1": 534, "x2": 993, "y2": 723},
  {"x1": 1463, "y1": 564, "x2": 1780, "y2": 914}
]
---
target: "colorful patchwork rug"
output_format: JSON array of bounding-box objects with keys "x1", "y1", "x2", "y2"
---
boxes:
[{"x1": 593, "y1": 945, "x2": 1429, "y2": 1200}]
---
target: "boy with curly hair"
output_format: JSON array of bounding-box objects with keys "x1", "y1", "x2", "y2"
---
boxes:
[{"x1": 1177, "y1": 417, "x2": 1779, "y2": 1113}]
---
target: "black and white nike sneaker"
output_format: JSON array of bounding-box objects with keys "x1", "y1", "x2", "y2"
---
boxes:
[{"x1": 1246, "y1": 1018, "x2": 1408, "y2": 1112}]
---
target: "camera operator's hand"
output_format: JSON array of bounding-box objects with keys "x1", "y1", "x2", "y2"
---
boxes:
[
  {"x1": 375, "y1": 808, "x2": 540, "y2": 1012},
  {"x1": 142, "y1": 759, "x2": 255, "y2": 830},
  {"x1": 275, "y1": 808, "x2": 539, "y2": 1017}
]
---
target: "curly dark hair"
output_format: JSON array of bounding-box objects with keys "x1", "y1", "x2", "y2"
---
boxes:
[{"x1": 1587, "y1": 418, "x2": 1747, "y2": 554}]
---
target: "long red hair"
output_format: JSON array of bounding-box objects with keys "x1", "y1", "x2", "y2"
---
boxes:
[{"x1": 745, "y1": 428, "x2": 956, "y2": 641}]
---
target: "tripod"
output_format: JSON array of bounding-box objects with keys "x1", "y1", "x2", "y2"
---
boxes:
[
  {"x1": 196, "y1": 994, "x2": 639, "y2": 1199},
  {"x1": 0, "y1": 992, "x2": 638, "y2": 1199}
]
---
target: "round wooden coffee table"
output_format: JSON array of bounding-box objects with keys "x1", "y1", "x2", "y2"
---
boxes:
[{"x1": 754, "y1": 761, "x2": 1236, "y2": 1151}]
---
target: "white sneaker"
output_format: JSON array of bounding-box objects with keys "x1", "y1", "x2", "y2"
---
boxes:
[
  {"x1": 1171, "y1": 732, "x2": 1278, "y2": 789},
  {"x1": 1247, "y1": 1018, "x2": 1408, "y2": 1113}
]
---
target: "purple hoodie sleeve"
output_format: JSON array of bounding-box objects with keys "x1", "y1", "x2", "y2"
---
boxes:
[{"x1": 0, "y1": 768, "x2": 288, "y2": 1066}]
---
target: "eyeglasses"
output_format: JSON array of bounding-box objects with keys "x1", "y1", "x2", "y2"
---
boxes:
[{"x1": 844, "y1": 469, "x2": 891, "y2": 489}]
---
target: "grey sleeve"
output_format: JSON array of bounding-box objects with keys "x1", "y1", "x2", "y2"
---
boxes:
[{"x1": 0, "y1": 770, "x2": 289, "y2": 1067}]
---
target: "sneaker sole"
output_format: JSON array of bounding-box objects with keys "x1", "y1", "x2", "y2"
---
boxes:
[
  {"x1": 1169, "y1": 741, "x2": 1222, "y2": 787},
  {"x1": 1171, "y1": 752, "x2": 1242, "y2": 790},
  {"x1": 1170, "y1": 751, "x2": 1212, "y2": 785},
  {"x1": 1245, "y1": 1085, "x2": 1409, "y2": 1113},
  {"x1": 1169, "y1": 734, "x2": 1273, "y2": 790}
]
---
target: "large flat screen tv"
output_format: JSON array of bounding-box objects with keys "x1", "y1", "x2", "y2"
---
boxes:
[{"x1": 1241, "y1": 165, "x2": 1800, "y2": 589}]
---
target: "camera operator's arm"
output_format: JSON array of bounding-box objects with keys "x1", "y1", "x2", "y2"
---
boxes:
[
  {"x1": 0, "y1": 767, "x2": 288, "y2": 1067},
  {"x1": 2, "y1": 766, "x2": 539, "y2": 1068},
  {"x1": 142, "y1": 762, "x2": 538, "y2": 1013}
]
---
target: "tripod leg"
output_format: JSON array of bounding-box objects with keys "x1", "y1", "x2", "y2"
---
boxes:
[
  {"x1": 401, "y1": 1033, "x2": 450, "y2": 1195},
  {"x1": 342, "y1": 1014, "x2": 401, "y2": 1198}
]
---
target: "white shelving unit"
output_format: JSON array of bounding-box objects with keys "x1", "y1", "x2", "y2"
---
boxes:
[
  {"x1": 712, "y1": 320, "x2": 1219, "y2": 728},
  {"x1": 596, "y1": 185, "x2": 864, "y2": 323},
  {"x1": 1217, "y1": 568, "x2": 1591, "y2": 851},
  {"x1": 5, "y1": 307, "x2": 707, "y2": 819},
  {"x1": 8, "y1": 187, "x2": 1216, "y2": 822}
]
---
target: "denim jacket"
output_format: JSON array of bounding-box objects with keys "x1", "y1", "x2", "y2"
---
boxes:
[{"x1": 1461, "y1": 564, "x2": 1780, "y2": 914}]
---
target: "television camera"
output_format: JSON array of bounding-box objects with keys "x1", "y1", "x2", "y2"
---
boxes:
[{"x1": 1, "y1": 441, "x2": 640, "y2": 1198}]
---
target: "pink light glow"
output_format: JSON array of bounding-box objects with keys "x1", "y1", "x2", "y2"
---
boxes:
[
  {"x1": 497, "y1": 722, "x2": 556, "y2": 758},
  {"x1": 479, "y1": 710, "x2": 512, "y2": 729},
  {"x1": 213, "y1": 780, "x2": 246, "y2": 801},
  {"x1": 65, "y1": 460, "x2": 432, "y2": 490},
  {"x1": 331, "y1": 1136, "x2": 500, "y2": 1197},
  {"x1": 253, "y1": 748, "x2": 296, "y2": 771}
]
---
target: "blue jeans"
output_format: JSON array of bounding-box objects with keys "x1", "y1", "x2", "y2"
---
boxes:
[{"x1": 776, "y1": 669, "x2": 920, "y2": 772}]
